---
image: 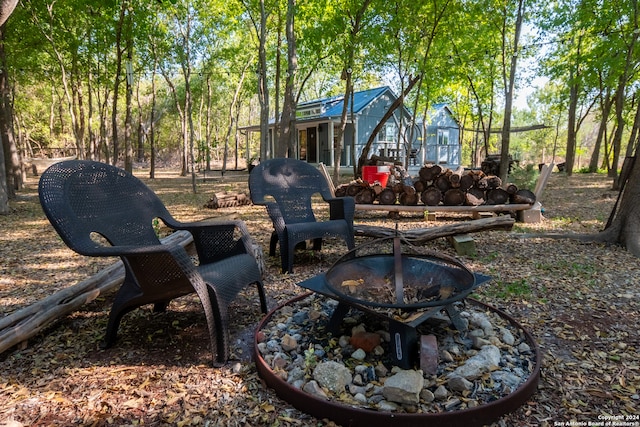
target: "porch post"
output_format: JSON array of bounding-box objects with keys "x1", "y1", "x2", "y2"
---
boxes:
[{"x1": 328, "y1": 121, "x2": 334, "y2": 167}]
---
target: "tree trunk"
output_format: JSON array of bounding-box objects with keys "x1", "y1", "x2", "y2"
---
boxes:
[
  {"x1": 600, "y1": 151, "x2": 640, "y2": 257},
  {"x1": 0, "y1": 24, "x2": 20, "y2": 196},
  {"x1": 333, "y1": 0, "x2": 372, "y2": 183},
  {"x1": 498, "y1": 0, "x2": 524, "y2": 183},
  {"x1": 258, "y1": 0, "x2": 270, "y2": 162},
  {"x1": 0, "y1": 0, "x2": 14, "y2": 213},
  {"x1": 111, "y1": 0, "x2": 127, "y2": 165},
  {"x1": 276, "y1": 0, "x2": 297, "y2": 158},
  {"x1": 589, "y1": 88, "x2": 612, "y2": 172},
  {"x1": 357, "y1": 75, "x2": 420, "y2": 176}
]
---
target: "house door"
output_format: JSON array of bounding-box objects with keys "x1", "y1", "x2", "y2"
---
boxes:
[
  {"x1": 437, "y1": 129, "x2": 450, "y2": 164},
  {"x1": 299, "y1": 127, "x2": 318, "y2": 162}
]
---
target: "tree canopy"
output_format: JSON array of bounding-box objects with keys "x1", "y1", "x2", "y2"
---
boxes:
[{"x1": 1, "y1": 0, "x2": 640, "y2": 199}]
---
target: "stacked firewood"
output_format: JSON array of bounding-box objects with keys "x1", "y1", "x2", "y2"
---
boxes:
[
  {"x1": 336, "y1": 163, "x2": 536, "y2": 207},
  {"x1": 204, "y1": 191, "x2": 251, "y2": 209}
]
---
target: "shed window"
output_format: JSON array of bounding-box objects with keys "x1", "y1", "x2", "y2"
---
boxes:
[
  {"x1": 437, "y1": 129, "x2": 450, "y2": 145},
  {"x1": 378, "y1": 123, "x2": 396, "y2": 143}
]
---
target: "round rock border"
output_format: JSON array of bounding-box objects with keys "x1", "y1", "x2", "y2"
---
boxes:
[{"x1": 254, "y1": 293, "x2": 541, "y2": 427}]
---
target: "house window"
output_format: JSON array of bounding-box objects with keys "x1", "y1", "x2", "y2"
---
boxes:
[
  {"x1": 437, "y1": 129, "x2": 450, "y2": 145},
  {"x1": 378, "y1": 123, "x2": 396, "y2": 143}
]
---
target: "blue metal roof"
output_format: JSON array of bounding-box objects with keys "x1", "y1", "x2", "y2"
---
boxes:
[{"x1": 298, "y1": 86, "x2": 391, "y2": 120}]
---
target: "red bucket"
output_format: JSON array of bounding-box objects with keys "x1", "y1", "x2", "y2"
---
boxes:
[{"x1": 362, "y1": 166, "x2": 390, "y2": 187}]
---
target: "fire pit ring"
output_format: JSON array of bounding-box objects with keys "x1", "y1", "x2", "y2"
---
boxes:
[{"x1": 254, "y1": 293, "x2": 540, "y2": 427}]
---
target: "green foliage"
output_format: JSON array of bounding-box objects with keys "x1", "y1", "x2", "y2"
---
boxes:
[
  {"x1": 485, "y1": 278, "x2": 532, "y2": 299},
  {"x1": 507, "y1": 163, "x2": 539, "y2": 190},
  {"x1": 576, "y1": 166, "x2": 607, "y2": 174}
]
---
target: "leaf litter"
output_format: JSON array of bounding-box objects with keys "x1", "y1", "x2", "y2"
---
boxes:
[{"x1": 0, "y1": 170, "x2": 638, "y2": 426}]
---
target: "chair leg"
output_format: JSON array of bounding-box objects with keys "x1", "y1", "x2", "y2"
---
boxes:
[
  {"x1": 312, "y1": 238, "x2": 322, "y2": 251},
  {"x1": 208, "y1": 287, "x2": 229, "y2": 366},
  {"x1": 285, "y1": 242, "x2": 296, "y2": 274},
  {"x1": 269, "y1": 231, "x2": 278, "y2": 257},
  {"x1": 256, "y1": 280, "x2": 268, "y2": 313},
  {"x1": 153, "y1": 301, "x2": 169, "y2": 312},
  {"x1": 190, "y1": 277, "x2": 226, "y2": 365}
]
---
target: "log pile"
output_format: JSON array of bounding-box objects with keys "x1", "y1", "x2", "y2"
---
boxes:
[
  {"x1": 204, "y1": 191, "x2": 251, "y2": 209},
  {"x1": 336, "y1": 163, "x2": 536, "y2": 207}
]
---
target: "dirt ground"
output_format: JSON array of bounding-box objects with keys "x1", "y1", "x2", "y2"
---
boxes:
[{"x1": 0, "y1": 166, "x2": 638, "y2": 426}]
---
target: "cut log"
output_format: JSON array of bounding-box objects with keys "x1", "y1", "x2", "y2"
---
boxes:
[
  {"x1": 204, "y1": 192, "x2": 252, "y2": 209},
  {"x1": 443, "y1": 189, "x2": 466, "y2": 206},
  {"x1": 391, "y1": 181, "x2": 404, "y2": 194},
  {"x1": 399, "y1": 192, "x2": 419, "y2": 206},
  {"x1": 346, "y1": 183, "x2": 363, "y2": 197},
  {"x1": 486, "y1": 188, "x2": 509, "y2": 205},
  {"x1": 335, "y1": 184, "x2": 348, "y2": 197},
  {"x1": 510, "y1": 189, "x2": 536, "y2": 205},
  {"x1": 402, "y1": 184, "x2": 416, "y2": 196},
  {"x1": 465, "y1": 187, "x2": 486, "y2": 206},
  {"x1": 413, "y1": 179, "x2": 427, "y2": 193},
  {"x1": 449, "y1": 166, "x2": 465, "y2": 186},
  {"x1": 371, "y1": 182, "x2": 385, "y2": 195},
  {"x1": 459, "y1": 173, "x2": 475, "y2": 191},
  {"x1": 355, "y1": 188, "x2": 376, "y2": 204},
  {"x1": 505, "y1": 183, "x2": 518, "y2": 195},
  {"x1": 434, "y1": 175, "x2": 452, "y2": 192},
  {"x1": 477, "y1": 175, "x2": 502, "y2": 190},
  {"x1": 378, "y1": 188, "x2": 397, "y2": 205},
  {"x1": 354, "y1": 216, "x2": 515, "y2": 245},
  {"x1": 419, "y1": 164, "x2": 442, "y2": 181},
  {"x1": 421, "y1": 186, "x2": 443, "y2": 206}
]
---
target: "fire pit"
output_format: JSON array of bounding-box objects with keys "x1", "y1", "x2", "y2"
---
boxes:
[
  {"x1": 299, "y1": 236, "x2": 489, "y2": 368},
  {"x1": 254, "y1": 236, "x2": 540, "y2": 426}
]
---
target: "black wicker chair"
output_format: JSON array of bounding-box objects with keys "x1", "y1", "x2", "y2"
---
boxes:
[
  {"x1": 249, "y1": 158, "x2": 355, "y2": 273},
  {"x1": 38, "y1": 160, "x2": 267, "y2": 365}
]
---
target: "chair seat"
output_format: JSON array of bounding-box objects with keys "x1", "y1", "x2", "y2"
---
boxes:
[
  {"x1": 198, "y1": 254, "x2": 263, "y2": 304},
  {"x1": 249, "y1": 158, "x2": 355, "y2": 273},
  {"x1": 285, "y1": 220, "x2": 352, "y2": 244}
]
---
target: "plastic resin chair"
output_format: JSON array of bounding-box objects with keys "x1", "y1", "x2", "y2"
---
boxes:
[
  {"x1": 38, "y1": 160, "x2": 267, "y2": 365},
  {"x1": 249, "y1": 158, "x2": 355, "y2": 273}
]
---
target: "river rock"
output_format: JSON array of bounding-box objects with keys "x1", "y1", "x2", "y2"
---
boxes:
[
  {"x1": 448, "y1": 375, "x2": 474, "y2": 392},
  {"x1": 313, "y1": 361, "x2": 352, "y2": 394},
  {"x1": 303, "y1": 380, "x2": 328, "y2": 400},
  {"x1": 448, "y1": 345, "x2": 501, "y2": 380},
  {"x1": 382, "y1": 369, "x2": 424, "y2": 405}
]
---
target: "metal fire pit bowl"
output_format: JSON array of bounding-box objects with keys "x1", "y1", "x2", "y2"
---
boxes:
[
  {"x1": 254, "y1": 294, "x2": 541, "y2": 427},
  {"x1": 298, "y1": 236, "x2": 490, "y2": 368},
  {"x1": 325, "y1": 236, "x2": 477, "y2": 310}
]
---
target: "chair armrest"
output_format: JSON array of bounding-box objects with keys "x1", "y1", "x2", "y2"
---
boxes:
[
  {"x1": 326, "y1": 196, "x2": 355, "y2": 222},
  {"x1": 75, "y1": 242, "x2": 179, "y2": 258},
  {"x1": 166, "y1": 219, "x2": 258, "y2": 264}
]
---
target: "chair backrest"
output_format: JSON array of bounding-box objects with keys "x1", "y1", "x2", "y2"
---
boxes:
[
  {"x1": 249, "y1": 158, "x2": 334, "y2": 224},
  {"x1": 39, "y1": 160, "x2": 174, "y2": 255}
]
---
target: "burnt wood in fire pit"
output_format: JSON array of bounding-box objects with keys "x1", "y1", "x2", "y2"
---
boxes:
[{"x1": 298, "y1": 273, "x2": 490, "y2": 368}]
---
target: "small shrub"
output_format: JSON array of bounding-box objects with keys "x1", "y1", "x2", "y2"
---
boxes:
[{"x1": 507, "y1": 163, "x2": 539, "y2": 190}]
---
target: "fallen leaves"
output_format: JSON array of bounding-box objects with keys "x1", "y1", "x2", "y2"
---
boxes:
[{"x1": 0, "y1": 171, "x2": 639, "y2": 426}]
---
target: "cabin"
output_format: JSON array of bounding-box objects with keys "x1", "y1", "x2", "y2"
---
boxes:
[
  {"x1": 240, "y1": 86, "x2": 461, "y2": 173},
  {"x1": 419, "y1": 103, "x2": 461, "y2": 169}
]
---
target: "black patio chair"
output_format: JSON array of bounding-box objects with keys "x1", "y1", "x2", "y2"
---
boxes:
[
  {"x1": 249, "y1": 157, "x2": 355, "y2": 273},
  {"x1": 38, "y1": 160, "x2": 267, "y2": 365}
]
